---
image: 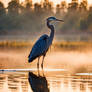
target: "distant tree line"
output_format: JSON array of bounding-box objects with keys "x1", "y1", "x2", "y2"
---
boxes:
[{"x1": 0, "y1": 0, "x2": 92, "y2": 35}]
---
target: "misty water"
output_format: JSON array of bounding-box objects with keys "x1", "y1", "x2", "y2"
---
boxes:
[{"x1": 0, "y1": 48, "x2": 92, "y2": 92}]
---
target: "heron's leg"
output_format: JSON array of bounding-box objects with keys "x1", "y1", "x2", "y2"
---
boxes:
[
  {"x1": 37, "y1": 57, "x2": 40, "y2": 69},
  {"x1": 37, "y1": 57, "x2": 40, "y2": 75},
  {"x1": 41, "y1": 56, "x2": 45, "y2": 70},
  {"x1": 41, "y1": 56, "x2": 45, "y2": 76}
]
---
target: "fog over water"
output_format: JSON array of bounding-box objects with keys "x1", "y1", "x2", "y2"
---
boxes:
[{"x1": 0, "y1": 47, "x2": 92, "y2": 74}]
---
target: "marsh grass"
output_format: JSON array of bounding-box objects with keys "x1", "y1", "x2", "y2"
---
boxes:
[
  {"x1": 0, "y1": 41, "x2": 32, "y2": 48},
  {"x1": 0, "y1": 41, "x2": 92, "y2": 49},
  {"x1": 53, "y1": 41, "x2": 92, "y2": 51}
]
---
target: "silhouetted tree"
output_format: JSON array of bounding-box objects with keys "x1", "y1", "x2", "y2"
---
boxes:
[
  {"x1": 23, "y1": 0, "x2": 33, "y2": 17},
  {"x1": 0, "y1": 2, "x2": 6, "y2": 30},
  {"x1": 56, "y1": 4, "x2": 61, "y2": 14},
  {"x1": 68, "y1": 0, "x2": 78, "y2": 11},
  {"x1": 0, "y1": 2, "x2": 6, "y2": 16},
  {"x1": 26, "y1": 3, "x2": 32, "y2": 11},
  {"x1": 25, "y1": 0, "x2": 32, "y2": 10},
  {"x1": 34, "y1": 3, "x2": 42, "y2": 13},
  {"x1": 86, "y1": 8, "x2": 92, "y2": 30},
  {"x1": 43, "y1": 0, "x2": 53, "y2": 14},
  {"x1": 7, "y1": 0, "x2": 20, "y2": 15},
  {"x1": 79, "y1": 0, "x2": 88, "y2": 11},
  {"x1": 0, "y1": 0, "x2": 91, "y2": 34},
  {"x1": 61, "y1": 1, "x2": 67, "y2": 12}
]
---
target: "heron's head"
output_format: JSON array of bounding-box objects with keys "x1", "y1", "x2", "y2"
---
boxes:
[{"x1": 47, "y1": 17, "x2": 64, "y2": 22}]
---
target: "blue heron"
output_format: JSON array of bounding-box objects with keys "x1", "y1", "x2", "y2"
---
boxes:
[{"x1": 28, "y1": 17, "x2": 64, "y2": 69}]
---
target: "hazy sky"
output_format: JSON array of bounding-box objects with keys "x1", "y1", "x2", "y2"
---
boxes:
[{"x1": 1, "y1": 0, "x2": 92, "y2": 7}]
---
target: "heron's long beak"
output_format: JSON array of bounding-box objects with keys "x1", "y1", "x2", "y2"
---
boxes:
[{"x1": 56, "y1": 19, "x2": 64, "y2": 22}]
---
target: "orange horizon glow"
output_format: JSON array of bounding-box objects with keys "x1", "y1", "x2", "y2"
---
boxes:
[
  {"x1": 21, "y1": 0, "x2": 92, "y2": 5},
  {"x1": 0, "y1": 0, "x2": 92, "y2": 7}
]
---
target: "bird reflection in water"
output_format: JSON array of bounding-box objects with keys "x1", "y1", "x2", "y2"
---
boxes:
[{"x1": 28, "y1": 72, "x2": 49, "y2": 92}]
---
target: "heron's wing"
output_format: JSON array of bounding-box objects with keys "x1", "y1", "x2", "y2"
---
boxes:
[{"x1": 28, "y1": 34, "x2": 49, "y2": 60}]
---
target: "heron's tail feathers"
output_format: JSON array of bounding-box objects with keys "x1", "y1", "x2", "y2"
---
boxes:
[
  {"x1": 28, "y1": 55, "x2": 37, "y2": 63},
  {"x1": 28, "y1": 57, "x2": 34, "y2": 63}
]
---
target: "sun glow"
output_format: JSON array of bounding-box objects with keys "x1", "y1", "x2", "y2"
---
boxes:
[{"x1": 50, "y1": 0, "x2": 92, "y2": 5}]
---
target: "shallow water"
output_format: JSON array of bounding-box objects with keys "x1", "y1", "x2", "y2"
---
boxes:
[
  {"x1": 0, "y1": 69, "x2": 92, "y2": 92},
  {"x1": 0, "y1": 48, "x2": 92, "y2": 92}
]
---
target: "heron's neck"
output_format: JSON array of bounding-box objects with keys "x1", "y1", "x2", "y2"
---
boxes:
[{"x1": 47, "y1": 21, "x2": 54, "y2": 45}]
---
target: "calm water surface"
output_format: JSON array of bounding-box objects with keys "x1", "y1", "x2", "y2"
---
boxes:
[
  {"x1": 0, "y1": 70, "x2": 92, "y2": 92},
  {"x1": 0, "y1": 48, "x2": 92, "y2": 92}
]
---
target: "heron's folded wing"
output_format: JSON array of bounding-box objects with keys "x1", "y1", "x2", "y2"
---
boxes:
[{"x1": 28, "y1": 34, "x2": 49, "y2": 58}]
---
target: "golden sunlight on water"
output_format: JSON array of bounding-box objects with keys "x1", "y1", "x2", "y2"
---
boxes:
[
  {"x1": 0, "y1": 71, "x2": 92, "y2": 92},
  {"x1": 0, "y1": 48, "x2": 92, "y2": 92},
  {"x1": 0, "y1": 48, "x2": 92, "y2": 73}
]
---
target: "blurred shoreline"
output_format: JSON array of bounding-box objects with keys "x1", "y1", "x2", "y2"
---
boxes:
[{"x1": 0, "y1": 40, "x2": 92, "y2": 50}]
